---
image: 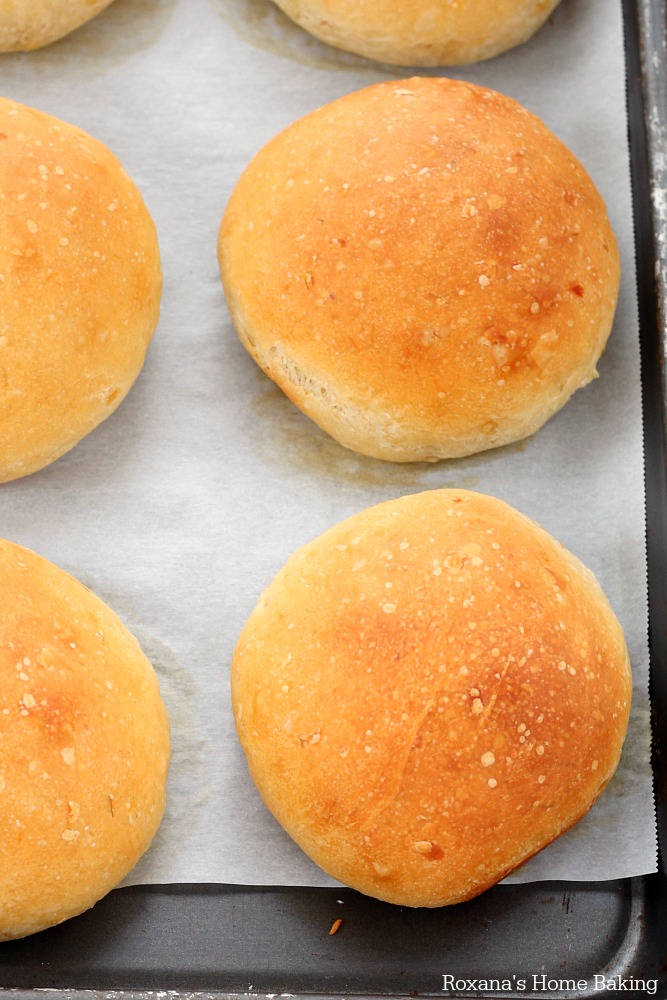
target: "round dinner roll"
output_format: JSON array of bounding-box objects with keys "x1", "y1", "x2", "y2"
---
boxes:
[
  {"x1": 270, "y1": 0, "x2": 561, "y2": 66},
  {"x1": 232, "y1": 489, "x2": 632, "y2": 908},
  {"x1": 0, "y1": 97, "x2": 161, "y2": 482},
  {"x1": 0, "y1": 0, "x2": 116, "y2": 51},
  {"x1": 0, "y1": 539, "x2": 170, "y2": 940},
  {"x1": 219, "y1": 78, "x2": 620, "y2": 463}
]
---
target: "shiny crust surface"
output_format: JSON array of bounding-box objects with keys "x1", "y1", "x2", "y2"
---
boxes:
[
  {"x1": 219, "y1": 78, "x2": 620, "y2": 462},
  {"x1": 232, "y1": 490, "x2": 632, "y2": 907},
  {"x1": 0, "y1": 97, "x2": 161, "y2": 482},
  {"x1": 0, "y1": 540, "x2": 170, "y2": 940}
]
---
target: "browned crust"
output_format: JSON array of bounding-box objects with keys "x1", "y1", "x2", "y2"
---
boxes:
[
  {"x1": 0, "y1": 97, "x2": 161, "y2": 482},
  {"x1": 232, "y1": 490, "x2": 632, "y2": 907},
  {"x1": 270, "y1": 0, "x2": 562, "y2": 67},
  {"x1": 219, "y1": 77, "x2": 620, "y2": 463},
  {"x1": 0, "y1": 539, "x2": 170, "y2": 940}
]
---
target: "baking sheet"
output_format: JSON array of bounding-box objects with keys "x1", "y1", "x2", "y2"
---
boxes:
[{"x1": 0, "y1": 0, "x2": 656, "y2": 889}]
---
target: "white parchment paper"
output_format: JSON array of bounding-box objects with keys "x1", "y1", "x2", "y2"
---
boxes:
[{"x1": 0, "y1": 0, "x2": 656, "y2": 887}]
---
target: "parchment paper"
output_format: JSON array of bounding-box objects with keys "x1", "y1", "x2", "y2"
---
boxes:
[{"x1": 0, "y1": 0, "x2": 656, "y2": 887}]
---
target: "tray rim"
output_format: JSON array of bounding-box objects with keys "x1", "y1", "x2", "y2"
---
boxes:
[{"x1": 1, "y1": 0, "x2": 666, "y2": 996}]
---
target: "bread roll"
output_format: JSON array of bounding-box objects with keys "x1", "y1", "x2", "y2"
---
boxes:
[
  {"x1": 0, "y1": 539, "x2": 170, "y2": 940},
  {"x1": 0, "y1": 97, "x2": 161, "y2": 482},
  {"x1": 0, "y1": 1, "x2": 116, "y2": 51},
  {"x1": 219, "y1": 78, "x2": 619, "y2": 463},
  {"x1": 270, "y1": 0, "x2": 561, "y2": 66},
  {"x1": 232, "y1": 489, "x2": 632, "y2": 907}
]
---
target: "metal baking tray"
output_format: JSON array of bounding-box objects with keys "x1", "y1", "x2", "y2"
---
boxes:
[{"x1": 1, "y1": 0, "x2": 666, "y2": 997}]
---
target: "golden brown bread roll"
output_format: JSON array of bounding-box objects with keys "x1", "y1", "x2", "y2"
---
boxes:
[
  {"x1": 270, "y1": 0, "x2": 561, "y2": 66},
  {"x1": 219, "y1": 77, "x2": 620, "y2": 463},
  {"x1": 0, "y1": 1, "x2": 116, "y2": 51},
  {"x1": 0, "y1": 539, "x2": 170, "y2": 940},
  {"x1": 0, "y1": 97, "x2": 161, "y2": 482},
  {"x1": 232, "y1": 489, "x2": 632, "y2": 907}
]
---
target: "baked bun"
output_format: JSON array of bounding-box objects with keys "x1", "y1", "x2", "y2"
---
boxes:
[
  {"x1": 0, "y1": 1, "x2": 116, "y2": 51},
  {"x1": 270, "y1": 0, "x2": 561, "y2": 66},
  {"x1": 219, "y1": 78, "x2": 619, "y2": 463},
  {"x1": 0, "y1": 539, "x2": 170, "y2": 940},
  {"x1": 232, "y1": 489, "x2": 632, "y2": 907},
  {"x1": 0, "y1": 97, "x2": 161, "y2": 482}
]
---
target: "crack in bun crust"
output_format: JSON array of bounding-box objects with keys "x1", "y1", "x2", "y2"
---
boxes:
[{"x1": 232, "y1": 490, "x2": 632, "y2": 907}]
